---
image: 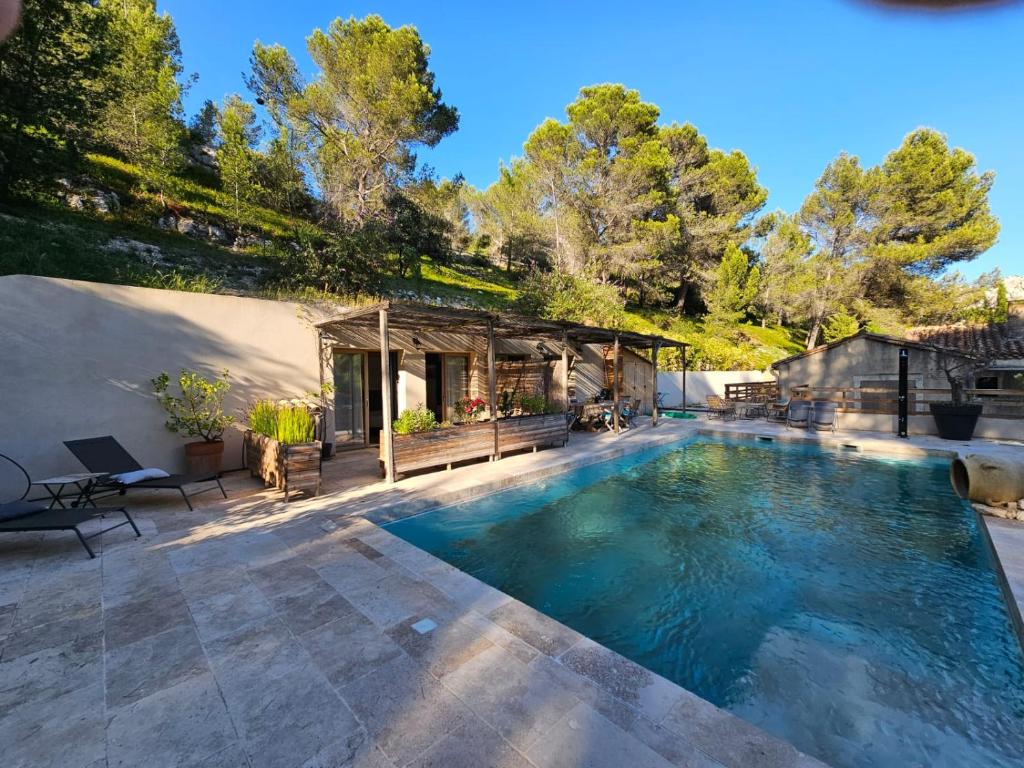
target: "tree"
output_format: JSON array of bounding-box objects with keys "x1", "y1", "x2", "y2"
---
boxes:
[
  {"x1": 993, "y1": 280, "x2": 1009, "y2": 324},
  {"x1": 96, "y1": 0, "x2": 187, "y2": 196},
  {"x1": 248, "y1": 15, "x2": 458, "y2": 224},
  {"x1": 522, "y1": 119, "x2": 576, "y2": 271},
  {"x1": 405, "y1": 173, "x2": 471, "y2": 254},
  {"x1": 661, "y1": 123, "x2": 767, "y2": 313},
  {"x1": 0, "y1": 0, "x2": 114, "y2": 192},
  {"x1": 705, "y1": 243, "x2": 758, "y2": 327},
  {"x1": 468, "y1": 160, "x2": 549, "y2": 273},
  {"x1": 754, "y1": 212, "x2": 815, "y2": 327},
  {"x1": 869, "y1": 128, "x2": 998, "y2": 277},
  {"x1": 255, "y1": 126, "x2": 309, "y2": 214},
  {"x1": 822, "y1": 307, "x2": 860, "y2": 343},
  {"x1": 216, "y1": 95, "x2": 260, "y2": 224},
  {"x1": 188, "y1": 100, "x2": 219, "y2": 147},
  {"x1": 515, "y1": 271, "x2": 626, "y2": 328},
  {"x1": 798, "y1": 152, "x2": 872, "y2": 349}
]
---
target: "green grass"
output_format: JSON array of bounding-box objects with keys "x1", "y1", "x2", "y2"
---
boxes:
[{"x1": 379, "y1": 256, "x2": 521, "y2": 309}]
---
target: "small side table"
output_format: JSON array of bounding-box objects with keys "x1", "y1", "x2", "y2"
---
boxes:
[{"x1": 30, "y1": 473, "x2": 108, "y2": 509}]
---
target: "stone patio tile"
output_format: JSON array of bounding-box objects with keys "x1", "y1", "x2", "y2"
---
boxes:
[
  {"x1": 526, "y1": 701, "x2": 676, "y2": 768},
  {"x1": 0, "y1": 606, "x2": 102, "y2": 661},
  {"x1": 315, "y1": 550, "x2": 392, "y2": 591},
  {"x1": 191, "y1": 743, "x2": 251, "y2": 767},
  {"x1": 249, "y1": 557, "x2": 325, "y2": 597},
  {"x1": 300, "y1": 729, "x2": 397, "y2": 768},
  {"x1": 213, "y1": 637, "x2": 361, "y2": 768},
  {"x1": 0, "y1": 632, "x2": 102, "y2": 718},
  {"x1": 187, "y1": 582, "x2": 275, "y2": 643},
  {"x1": 300, "y1": 611, "x2": 405, "y2": 688},
  {"x1": 440, "y1": 644, "x2": 581, "y2": 751},
  {"x1": 661, "y1": 688, "x2": 812, "y2": 768},
  {"x1": 176, "y1": 563, "x2": 251, "y2": 601},
  {"x1": 487, "y1": 600, "x2": 584, "y2": 658},
  {"x1": 558, "y1": 637, "x2": 684, "y2": 723},
  {"x1": 0, "y1": 681, "x2": 105, "y2": 768},
  {"x1": 101, "y1": 552, "x2": 180, "y2": 609},
  {"x1": 420, "y1": 561, "x2": 513, "y2": 615},
  {"x1": 106, "y1": 674, "x2": 239, "y2": 768},
  {"x1": 266, "y1": 579, "x2": 356, "y2": 635},
  {"x1": 408, "y1": 718, "x2": 535, "y2": 768},
  {"x1": 387, "y1": 614, "x2": 495, "y2": 679},
  {"x1": 223, "y1": 531, "x2": 294, "y2": 568},
  {"x1": 104, "y1": 589, "x2": 192, "y2": 650},
  {"x1": 345, "y1": 537, "x2": 385, "y2": 560},
  {"x1": 460, "y1": 611, "x2": 540, "y2": 664},
  {"x1": 625, "y1": 715, "x2": 728, "y2": 768},
  {"x1": 13, "y1": 569, "x2": 101, "y2": 629},
  {"x1": 341, "y1": 571, "x2": 458, "y2": 629},
  {"x1": 0, "y1": 602, "x2": 14, "y2": 636},
  {"x1": 341, "y1": 653, "x2": 474, "y2": 766},
  {"x1": 105, "y1": 621, "x2": 209, "y2": 709},
  {"x1": 528, "y1": 654, "x2": 639, "y2": 732},
  {"x1": 204, "y1": 613, "x2": 294, "y2": 667},
  {"x1": 168, "y1": 540, "x2": 234, "y2": 574}
]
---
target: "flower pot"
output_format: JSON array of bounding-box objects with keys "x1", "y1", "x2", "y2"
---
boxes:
[
  {"x1": 184, "y1": 440, "x2": 224, "y2": 476},
  {"x1": 951, "y1": 454, "x2": 1024, "y2": 504},
  {"x1": 929, "y1": 402, "x2": 983, "y2": 441}
]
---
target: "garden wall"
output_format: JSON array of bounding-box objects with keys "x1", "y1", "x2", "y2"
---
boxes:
[
  {"x1": 657, "y1": 370, "x2": 769, "y2": 408},
  {"x1": 0, "y1": 275, "x2": 324, "y2": 488}
]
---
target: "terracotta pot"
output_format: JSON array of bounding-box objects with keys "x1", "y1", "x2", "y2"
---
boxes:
[
  {"x1": 951, "y1": 454, "x2": 1024, "y2": 505},
  {"x1": 184, "y1": 440, "x2": 224, "y2": 477}
]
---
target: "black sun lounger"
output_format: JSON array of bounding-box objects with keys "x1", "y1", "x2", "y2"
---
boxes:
[
  {"x1": 0, "y1": 452, "x2": 140, "y2": 558},
  {"x1": 64, "y1": 436, "x2": 227, "y2": 511}
]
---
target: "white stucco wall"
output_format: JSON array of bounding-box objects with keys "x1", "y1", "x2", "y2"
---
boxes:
[
  {"x1": 657, "y1": 371, "x2": 770, "y2": 408},
  {"x1": 0, "y1": 275, "x2": 325, "y2": 484}
]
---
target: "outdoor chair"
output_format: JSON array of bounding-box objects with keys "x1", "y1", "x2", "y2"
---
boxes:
[
  {"x1": 765, "y1": 399, "x2": 790, "y2": 423},
  {"x1": 786, "y1": 401, "x2": 813, "y2": 429},
  {"x1": 0, "y1": 452, "x2": 139, "y2": 558},
  {"x1": 706, "y1": 395, "x2": 737, "y2": 421},
  {"x1": 64, "y1": 436, "x2": 226, "y2": 511},
  {"x1": 621, "y1": 398, "x2": 641, "y2": 428},
  {"x1": 811, "y1": 402, "x2": 839, "y2": 433}
]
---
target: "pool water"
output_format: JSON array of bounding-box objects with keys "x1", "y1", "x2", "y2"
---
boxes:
[{"x1": 386, "y1": 438, "x2": 1024, "y2": 768}]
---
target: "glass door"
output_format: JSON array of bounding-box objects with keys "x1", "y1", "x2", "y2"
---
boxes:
[
  {"x1": 333, "y1": 351, "x2": 365, "y2": 446},
  {"x1": 443, "y1": 354, "x2": 470, "y2": 421}
]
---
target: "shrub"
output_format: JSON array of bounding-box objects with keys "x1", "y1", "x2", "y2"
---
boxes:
[
  {"x1": 393, "y1": 406, "x2": 440, "y2": 435},
  {"x1": 152, "y1": 369, "x2": 234, "y2": 442},
  {"x1": 517, "y1": 393, "x2": 548, "y2": 415},
  {"x1": 452, "y1": 396, "x2": 486, "y2": 422},
  {"x1": 246, "y1": 399, "x2": 316, "y2": 444},
  {"x1": 515, "y1": 272, "x2": 625, "y2": 328}
]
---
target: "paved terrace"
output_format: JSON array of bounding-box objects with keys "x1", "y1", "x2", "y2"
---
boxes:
[{"x1": 2, "y1": 418, "x2": 1022, "y2": 768}]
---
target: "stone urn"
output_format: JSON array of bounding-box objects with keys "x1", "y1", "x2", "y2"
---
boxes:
[{"x1": 951, "y1": 454, "x2": 1024, "y2": 505}]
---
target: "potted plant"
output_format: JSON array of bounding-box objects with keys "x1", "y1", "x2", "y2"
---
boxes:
[
  {"x1": 152, "y1": 369, "x2": 234, "y2": 474},
  {"x1": 929, "y1": 352, "x2": 990, "y2": 441}
]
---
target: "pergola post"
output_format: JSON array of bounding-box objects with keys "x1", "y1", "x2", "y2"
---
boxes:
[
  {"x1": 612, "y1": 334, "x2": 621, "y2": 434},
  {"x1": 487, "y1": 319, "x2": 499, "y2": 460},
  {"x1": 561, "y1": 331, "x2": 570, "y2": 413},
  {"x1": 652, "y1": 341, "x2": 660, "y2": 427},
  {"x1": 682, "y1": 345, "x2": 687, "y2": 416},
  {"x1": 379, "y1": 308, "x2": 396, "y2": 484}
]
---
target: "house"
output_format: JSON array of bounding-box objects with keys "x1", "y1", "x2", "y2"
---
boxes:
[
  {"x1": 770, "y1": 326, "x2": 1024, "y2": 439},
  {"x1": 0, "y1": 275, "x2": 678, "y2": 482}
]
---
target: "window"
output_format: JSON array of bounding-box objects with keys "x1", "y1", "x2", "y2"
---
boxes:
[{"x1": 444, "y1": 354, "x2": 470, "y2": 420}]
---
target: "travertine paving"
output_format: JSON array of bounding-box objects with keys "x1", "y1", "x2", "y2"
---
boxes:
[{"x1": 2, "y1": 417, "x2": 1020, "y2": 768}]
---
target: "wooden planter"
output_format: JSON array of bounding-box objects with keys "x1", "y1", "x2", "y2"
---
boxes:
[
  {"x1": 243, "y1": 430, "x2": 322, "y2": 501},
  {"x1": 382, "y1": 413, "x2": 569, "y2": 477}
]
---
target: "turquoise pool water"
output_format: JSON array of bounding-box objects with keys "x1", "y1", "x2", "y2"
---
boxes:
[{"x1": 386, "y1": 437, "x2": 1024, "y2": 768}]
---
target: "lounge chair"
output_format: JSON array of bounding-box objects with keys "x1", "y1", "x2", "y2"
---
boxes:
[
  {"x1": 786, "y1": 401, "x2": 812, "y2": 429},
  {"x1": 0, "y1": 452, "x2": 139, "y2": 558},
  {"x1": 765, "y1": 399, "x2": 790, "y2": 423},
  {"x1": 64, "y1": 436, "x2": 226, "y2": 511},
  {"x1": 706, "y1": 396, "x2": 737, "y2": 421},
  {"x1": 811, "y1": 402, "x2": 839, "y2": 433}
]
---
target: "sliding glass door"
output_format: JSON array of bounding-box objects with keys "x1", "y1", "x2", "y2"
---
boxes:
[{"x1": 333, "y1": 351, "x2": 365, "y2": 446}]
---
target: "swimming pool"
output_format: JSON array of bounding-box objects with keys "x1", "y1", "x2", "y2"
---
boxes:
[{"x1": 386, "y1": 437, "x2": 1024, "y2": 768}]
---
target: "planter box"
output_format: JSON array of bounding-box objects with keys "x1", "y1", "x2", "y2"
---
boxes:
[
  {"x1": 382, "y1": 413, "x2": 569, "y2": 477},
  {"x1": 243, "y1": 430, "x2": 322, "y2": 501},
  {"x1": 497, "y1": 413, "x2": 569, "y2": 456}
]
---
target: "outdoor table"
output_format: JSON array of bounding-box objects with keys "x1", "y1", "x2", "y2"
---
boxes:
[
  {"x1": 30, "y1": 472, "x2": 108, "y2": 509},
  {"x1": 736, "y1": 401, "x2": 767, "y2": 419},
  {"x1": 574, "y1": 401, "x2": 615, "y2": 430}
]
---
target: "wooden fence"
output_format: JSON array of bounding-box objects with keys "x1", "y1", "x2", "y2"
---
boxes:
[
  {"x1": 789, "y1": 385, "x2": 1024, "y2": 419},
  {"x1": 724, "y1": 381, "x2": 779, "y2": 402}
]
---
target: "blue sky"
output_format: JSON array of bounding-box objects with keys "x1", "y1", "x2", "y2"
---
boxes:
[{"x1": 163, "y1": 0, "x2": 1023, "y2": 279}]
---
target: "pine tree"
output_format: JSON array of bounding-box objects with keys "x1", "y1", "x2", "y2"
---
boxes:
[{"x1": 216, "y1": 95, "x2": 260, "y2": 225}]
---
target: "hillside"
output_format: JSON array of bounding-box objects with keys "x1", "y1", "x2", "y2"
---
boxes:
[{"x1": 0, "y1": 154, "x2": 803, "y2": 370}]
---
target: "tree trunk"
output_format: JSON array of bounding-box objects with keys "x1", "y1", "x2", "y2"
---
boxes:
[{"x1": 805, "y1": 315, "x2": 824, "y2": 351}]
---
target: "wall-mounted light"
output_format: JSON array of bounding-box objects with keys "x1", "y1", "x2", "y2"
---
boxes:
[{"x1": 412, "y1": 336, "x2": 422, "y2": 349}]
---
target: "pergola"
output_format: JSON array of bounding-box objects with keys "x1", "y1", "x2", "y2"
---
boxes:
[{"x1": 316, "y1": 301, "x2": 688, "y2": 483}]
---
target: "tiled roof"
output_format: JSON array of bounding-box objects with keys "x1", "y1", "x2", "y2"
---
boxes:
[{"x1": 905, "y1": 322, "x2": 1024, "y2": 360}]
